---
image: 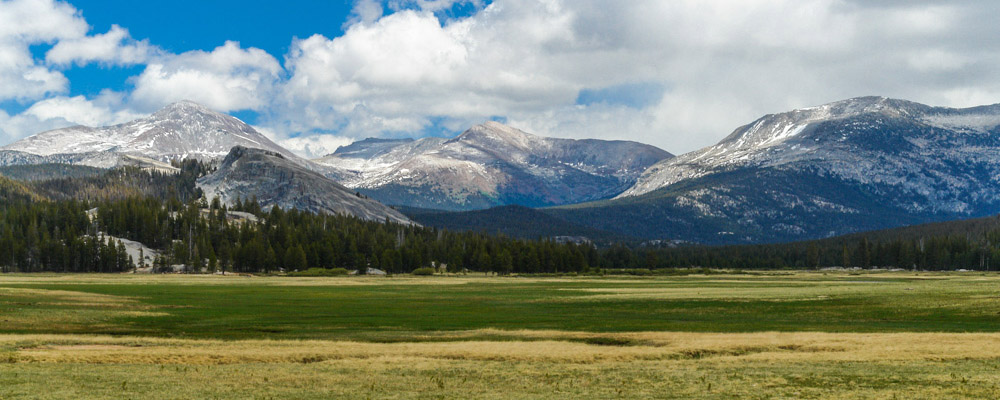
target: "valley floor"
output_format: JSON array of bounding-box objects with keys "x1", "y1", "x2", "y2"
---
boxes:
[{"x1": 1, "y1": 272, "x2": 999, "y2": 398}]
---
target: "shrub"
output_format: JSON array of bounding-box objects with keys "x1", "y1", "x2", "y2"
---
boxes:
[
  {"x1": 411, "y1": 267, "x2": 435, "y2": 276},
  {"x1": 289, "y1": 267, "x2": 349, "y2": 277}
]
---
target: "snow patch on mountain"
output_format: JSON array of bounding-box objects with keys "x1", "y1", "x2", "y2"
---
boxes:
[
  {"x1": 620, "y1": 97, "x2": 1000, "y2": 200},
  {"x1": 314, "y1": 121, "x2": 672, "y2": 210},
  {"x1": 2, "y1": 101, "x2": 297, "y2": 163},
  {"x1": 198, "y1": 146, "x2": 412, "y2": 224}
]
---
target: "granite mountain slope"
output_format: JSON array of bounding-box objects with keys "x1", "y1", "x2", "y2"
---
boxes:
[
  {"x1": 314, "y1": 121, "x2": 672, "y2": 210},
  {"x1": 549, "y1": 97, "x2": 1000, "y2": 244},
  {"x1": 198, "y1": 146, "x2": 411, "y2": 224}
]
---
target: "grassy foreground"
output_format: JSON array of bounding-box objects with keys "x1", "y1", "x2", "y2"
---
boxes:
[{"x1": 2, "y1": 272, "x2": 1000, "y2": 398}]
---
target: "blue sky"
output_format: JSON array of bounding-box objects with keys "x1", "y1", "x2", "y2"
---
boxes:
[
  {"x1": 56, "y1": 1, "x2": 351, "y2": 102},
  {"x1": 1, "y1": 0, "x2": 999, "y2": 158},
  {"x1": 55, "y1": 1, "x2": 486, "y2": 99},
  {"x1": 42, "y1": 0, "x2": 486, "y2": 126}
]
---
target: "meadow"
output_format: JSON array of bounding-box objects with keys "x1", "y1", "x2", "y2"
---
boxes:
[{"x1": 2, "y1": 272, "x2": 1000, "y2": 398}]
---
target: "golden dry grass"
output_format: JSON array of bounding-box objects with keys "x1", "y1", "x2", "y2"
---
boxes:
[
  {"x1": 0, "y1": 273, "x2": 515, "y2": 286},
  {"x1": 2, "y1": 331, "x2": 1000, "y2": 399},
  {"x1": 6, "y1": 331, "x2": 1000, "y2": 364}
]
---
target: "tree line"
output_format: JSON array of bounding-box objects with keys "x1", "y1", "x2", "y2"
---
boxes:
[
  {"x1": 7, "y1": 190, "x2": 1000, "y2": 273},
  {"x1": 0, "y1": 199, "x2": 133, "y2": 273},
  {"x1": 4, "y1": 160, "x2": 1000, "y2": 273},
  {"x1": 0, "y1": 193, "x2": 602, "y2": 274}
]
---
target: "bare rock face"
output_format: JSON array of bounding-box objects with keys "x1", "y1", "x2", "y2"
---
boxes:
[
  {"x1": 2, "y1": 101, "x2": 298, "y2": 163},
  {"x1": 314, "y1": 121, "x2": 673, "y2": 210},
  {"x1": 550, "y1": 97, "x2": 1000, "y2": 244},
  {"x1": 198, "y1": 146, "x2": 412, "y2": 224}
]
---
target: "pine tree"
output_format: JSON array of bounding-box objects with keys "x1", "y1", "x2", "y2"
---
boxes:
[{"x1": 284, "y1": 245, "x2": 307, "y2": 271}]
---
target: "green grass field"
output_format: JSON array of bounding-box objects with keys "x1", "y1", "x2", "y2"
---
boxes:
[{"x1": 2, "y1": 272, "x2": 1000, "y2": 398}]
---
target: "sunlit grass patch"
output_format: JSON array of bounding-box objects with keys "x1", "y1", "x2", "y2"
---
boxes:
[
  {"x1": 8, "y1": 331, "x2": 1000, "y2": 364},
  {"x1": 0, "y1": 287, "x2": 167, "y2": 333},
  {"x1": 4, "y1": 271, "x2": 1000, "y2": 338},
  {"x1": 2, "y1": 332, "x2": 1000, "y2": 399}
]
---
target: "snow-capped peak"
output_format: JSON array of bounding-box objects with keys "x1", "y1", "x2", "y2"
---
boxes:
[
  {"x1": 314, "y1": 121, "x2": 672, "y2": 210},
  {"x1": 619, "y1": 96, "x2": 1000, "y2": 198},
  {"x1": 2, "y1": 101, "x2": 295, "y2": 162}
]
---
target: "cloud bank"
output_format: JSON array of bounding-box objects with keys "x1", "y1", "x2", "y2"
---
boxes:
[{"x1": 2, "y1": 0, "x2": 1000, "y2": 156}]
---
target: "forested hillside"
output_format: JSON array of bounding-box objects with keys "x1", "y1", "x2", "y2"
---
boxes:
[
  {"x1": 645, "y1": 214, "x2": 1000, "y2": 270},
  {"x1": 0, "y1": 163, "x2": 105, "y2": 181},
  {"x1": 29, "y1": 160, "x2": 206, "y2": 202},
  {"x1": 404, "y1": 205, "x2": 627, "y2": 242},
  {"x1": 2, "y1": 158, "x2": 1000, "y2": 273}
]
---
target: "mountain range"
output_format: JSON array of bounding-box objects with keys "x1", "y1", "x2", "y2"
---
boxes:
[
  {"x1": 5, "y1": 96, "x2": 1000, "y2": 245},
  {"x1": 0, "y1": 101, "x2": 667, "y2": 224},
  {"x1": 546, "y1": 96, "x2": 1000, "y2": 243},
  {"x1": 314, "y1": 121, "x2": 671, "y2": 210}
]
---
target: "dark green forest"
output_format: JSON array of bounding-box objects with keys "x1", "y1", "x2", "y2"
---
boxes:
[{"x1": 2, "y1": 162, "x2": 1000, "y2": 273}]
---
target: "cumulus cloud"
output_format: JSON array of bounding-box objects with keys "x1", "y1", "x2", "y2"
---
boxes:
[
  {"x1": 0, "y1": 0, "x2": 147, "y2": 142},
  {"x1": 46, "y1": 25, "x2": 156, "y2": 66},
  {"x1": 278, "y1": 0, "x2": 862, "y2": 150},
  {"x1": 0, "y1": 91, "x2": 142, "y2": 144},
  {"x1": 6, "y1": 0, "x2": 1000, "y2": 157},
  {"x1": 0, "y1": 0, "x2": 87, "y2": 101},
  {"x1": 0, "y1": 110, "x2": 57, "y2": 144},
  {"x1": 24, "y1": 92, "x2": 141, "y2": 127},
  {"x1": 270, "y1": 0, "x2": 1000, "y2": 153},
  {"x1": 345, "y1": 0, "x2": 384, "y2": 26},
  {"x1": 130, "y1": 41, "x2": 282, "y2": 112},
  {"x1": 0, "y1": 1, "x2": 284, "y2": 144},
  {"x1": 277, "y1": 1, "x2": 590, "y2": 139},
  {"x1": 0, "y1": 0, "x2": 86, "y2": 40},
  {"x1": 266, "y1": 132, "x2": 354, "y2": 159}
]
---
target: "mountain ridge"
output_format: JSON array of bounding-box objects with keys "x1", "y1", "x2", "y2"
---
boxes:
[
  {"x1": 549, "y1": 96, "x2": 1000, "y2": 244},
  {"x1": 2, "y1": 101, "x2": 297, "y2": 163},
  {"x1": 315, "y1": 121, "x2": 672, "y2": 210},
  {"x1": 198, "y1": 146, "x2": 412, "y2": 224},
  {"x1": 621, "y1": 96, "x2": 1000, "y2": 198}
]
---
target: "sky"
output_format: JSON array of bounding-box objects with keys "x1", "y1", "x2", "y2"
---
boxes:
[{"x1": 1, "y1": 0, "x2": 1000, "y2": 158}]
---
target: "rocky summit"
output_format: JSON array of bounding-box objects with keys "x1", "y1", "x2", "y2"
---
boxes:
[
  {"x1": 2, "y1": 101, "x2": 297, "y2": 163},
  {"x1": 198, "y1": 146, "x2": 412, "y2": 224}
]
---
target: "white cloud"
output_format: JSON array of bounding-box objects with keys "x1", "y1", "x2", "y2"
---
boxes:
[
  {"x1": 254, "y1": 124, "x2": 353, "y2": 159},
  {"x1": 388, "y1": 0, "x2": 485, "y2": 13},
  {"x1": 905, "y1": 49, "x2": 970, "y2": 72},
  {"x1": 273, "y1": 134, "x2": 354, "y2": 159},
  {"x1": 271, "y1": 0, "x2": 1000, "y2": 154},
  {"x1": 273, "y1": 0, "x2": 871, "y2": 151},
  {"x1": 7, "y1": 0, "x2": 1000, "y2": 158},
  {"x1": 346, "y1": 0, "x2": 384, "y2": 27},
  {"x1": 0, "y1": 107, "x2": 84, "y2": 145},
  {"x1": 0, "y1": 91, "x2": 141, "y2": 144},
  {"x1": 0, "y1": 0, "x2": 88, "y2": 101},
  {"x1": 130, "y1": 41, "x2": 281, "y2": 112},
  {"x1": 505, "y1": 104, "x2": 660, "y2": 144},
  {"x1": 46, "y1": 25, "x2": 155, "y2": 66},
  {"x1": 24, "y1": 92, "x2": 140, "y2": 127},
  {"x1": 277, "y1": 2, "x2": 589, "y2": 138},
  {"x1": 0, "y1": 0, "x2": 86, "y2": 40}
]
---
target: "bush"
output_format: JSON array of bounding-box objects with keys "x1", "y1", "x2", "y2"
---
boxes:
[
  {"x1": 289, "y1": 267, "x2": 349, "y2": 277},
  {"x1": 411, "y1": 267, "x2": 435, "y2": 276}
]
